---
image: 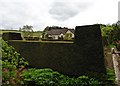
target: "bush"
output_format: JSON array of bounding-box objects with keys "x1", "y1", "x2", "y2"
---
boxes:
[
  {"x1": 1, "y1": 39, "x2": 28, "y2": 85},
  {"x1": 21, "y1": 68, "x2": 62, "y2": 86},
  {"x1": 101, "y1": 24, "x2": 120, "y2": 45},
  {"x1": 21, "y1": 68, "x2": 115, "y2": 86}
]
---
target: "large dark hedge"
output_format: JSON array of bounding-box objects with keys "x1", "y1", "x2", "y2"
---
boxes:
[
  {"x1": 74, "y1": 24, "x2": 106, "y2": 76},
  {"x1": 8, "y1": 41, "x2": 75, "y2": 75},
  {"x1": 8, "y1": 24, "x2": 106, "y2": 80},
  {"x1": 2, "y1": 32, "x2": 22, "y2": 41}
]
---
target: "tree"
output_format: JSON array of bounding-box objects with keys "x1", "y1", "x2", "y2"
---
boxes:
[
  {"x1": 42, "y1": 31, "x2": 48, "y2": 39},
  {"x1": 19, "y1": 25, "x2": 33, "y2": 32},
  {"x1": 64, "y1": 33, "x2": 72, "y2": 40},
  {"x1": 19, "y1": 25, "x2": 33, "y2": 37},
  {"x1": 43, "y1": 26, "x2": 68, "y2": 32},
  {"x1": 101, "y1": 22, "x2": 120, "y2": 45},
  {"x1": 101, "y1": 24, "x2": 113, "y2": 45}
]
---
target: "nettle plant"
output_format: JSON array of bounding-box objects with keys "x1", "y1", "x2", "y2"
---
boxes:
[{"x1": 1, "y1": 39, "x2": 28, "y2": 85}]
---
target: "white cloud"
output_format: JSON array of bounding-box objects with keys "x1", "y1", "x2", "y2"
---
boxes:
[
  {"x1": 0, "y1": 0, "x2": 54, "y2": 30},
  {"x1": 0, "y1": 0, "x2": 119, "y2": 31},
  {"x1": 49, "y1": 1, "x2": 91, "y2": 21}
]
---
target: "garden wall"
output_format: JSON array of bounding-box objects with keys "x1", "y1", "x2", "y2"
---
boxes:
[{"x1": 8, "y1": 24, "x2": 106, "y2": 77}]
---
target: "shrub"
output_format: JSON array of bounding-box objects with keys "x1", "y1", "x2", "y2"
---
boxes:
[
  {"x1": 101, "y1": 24, "x2": 120, "y2": 45},
  {"x1": 21, "y1": 68, "x2": 115, "y2": 86},
  {"x1": 1, "y1": 39, "x2": 28, "y2": 85},
  {"x1": 106, "y1": 68, "x2": 115, "y2": 81},
  {"x1": 21, "y1": 68, "x2": 62, "y2": 86}
]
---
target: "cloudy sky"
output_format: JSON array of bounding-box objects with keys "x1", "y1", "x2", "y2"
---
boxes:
[{"x1": 0, "y1": 0, "x2": 119, "y2": 31}]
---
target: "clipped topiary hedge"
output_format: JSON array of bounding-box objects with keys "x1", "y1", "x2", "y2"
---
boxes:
[
  {"x1": 24, "y1": 36, "x2": 40, "y2": 41},
  {"x1": 2, "y1": 32, "x2": 22, "y2": 41},
  {"x1": 74, "y1": 24, "x2": 106, "y2": 76},
  {"x1": 8, "y1": 24, "x2": 106, "y2": 80}
]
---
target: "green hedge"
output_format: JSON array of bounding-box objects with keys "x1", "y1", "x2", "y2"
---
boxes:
[
  {"x1": 74, "y1": 24, "x2": 106, "y2": 76},
  {"x1": 2, "y1": 32, "x2": 22, "y2": 41},
  {"x1": 24, "y1": 37, "x2": 40, "y2": 41},
  {"x1": 8, "y1": 24, "x2": 106, "y2": 80}
]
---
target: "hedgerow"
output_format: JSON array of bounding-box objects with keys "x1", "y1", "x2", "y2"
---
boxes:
[{"x1": 1, "y1": 39, "x2": 115, "y2": 86}]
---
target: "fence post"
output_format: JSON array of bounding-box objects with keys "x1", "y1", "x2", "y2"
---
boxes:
[{"x1": 112, "y1": 48, "x2": 120, "y2": 86}]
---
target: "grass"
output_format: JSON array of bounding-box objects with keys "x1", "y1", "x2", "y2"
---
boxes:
[
  {"x1": 0, "y1": 30, "x2": 43, "y2": 37},
  {"x1": 106, "y1": 68, "x2": 115, "y2": 81}
]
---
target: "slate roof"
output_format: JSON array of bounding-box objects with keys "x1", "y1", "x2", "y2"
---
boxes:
[
  {"x1": 69, "y1": 29, "x2": 75, "y2": 33},
  {"x1": 47, "y1": 29, "x2": 74, "y2": 35}
]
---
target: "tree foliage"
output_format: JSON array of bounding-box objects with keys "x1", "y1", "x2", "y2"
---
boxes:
[
  {"x1": 19, "y1": 25, "x2": 33, "y2": 32},
  {"x1": 43, "y1": 26, "x2": 68, "y2": 32},
  {"x1": 111, "y1": 23, "x2": 120, "y2": 43},
  {"x1": 64, "y1": 33, "x2": 73, "y2": 40},
  {"x1": 101, "y1": 22, "x2": 120, "y2": 45},
  {"x1": 19, "y1": 25, "x2": 33, "y2": 37}
]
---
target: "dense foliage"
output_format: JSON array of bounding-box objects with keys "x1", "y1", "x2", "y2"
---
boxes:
[
  {"x1": 43, "y1": 26, "x2": 69, "y2": 32},
  {"x1": 1, "y1": 39, "x2": 28, "y2": 85},
  {"x1": 101, "y1": 23, "x2": 120, "y2": 45},
  {"x1": 19, "y1": 25, "x2": 33, "y2": 37},
  {"x1": 21, "y1": 68, "x2": 115, "y2": 86},
  {"x1": 106, "y1": 68, "x2": 115, "y2": 81},
  {"x1": 1, "y1": 22, "x2": 119, "y2": 85}
]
